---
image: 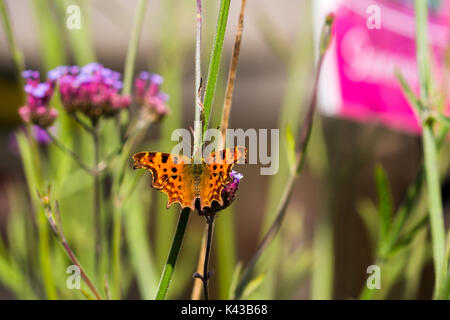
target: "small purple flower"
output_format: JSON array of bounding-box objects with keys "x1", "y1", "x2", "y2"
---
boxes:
[
  {"x1": 221, "y1": 171, "x2": 243, "y2": 204},
  {"x1": 9, "y1": 125, "x2": 52, "y2": 156},
  {"x1": 49, "y1": 63, "x2": 131, "y2": 120},
  {"x1": 134, "y1": 71, "x2": 169, "y2": 122},
  {"x1": 33, "y1": 125, "x2": 52, "y2": 144},
  {"x1": 22, "y1": 70, "x2": 40, "y2": 85},
  {"x1": 18, "y1": 70, "x2": 58, "y2": 129},
  {"x1": 47, "y1": 66, "x2": 68, "y2": 82},
  {"x1": 197, "y1": 170, "x2": 243, "y2": 216}
]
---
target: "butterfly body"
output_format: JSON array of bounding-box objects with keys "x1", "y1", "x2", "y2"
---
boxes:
[{"x1": 133, "y1": 147, "x2": 246, "y2": 211}]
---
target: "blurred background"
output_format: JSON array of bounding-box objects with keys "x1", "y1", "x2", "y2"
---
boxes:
[{"x1": 0, "y1": 0, "x2": 449, "y2": 300}]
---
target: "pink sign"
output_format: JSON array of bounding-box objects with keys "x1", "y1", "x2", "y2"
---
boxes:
[{"x1": 330, "y1": 0, "x2": 450, "y2": 133}]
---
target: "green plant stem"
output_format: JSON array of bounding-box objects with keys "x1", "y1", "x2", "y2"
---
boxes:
[
  {"x1": 193, "y1": 0, "x2": 203, "y2": 159},
  {"x1": 415, "y1": 0, "x2": 447, "y2": 299},
  {"x1": 16, "y1": 130, "x2": 57, "y2": 299},
  {"x1": 0, "y1": 0, "x2": 25, "y2": 102},
  {"x1": 422, "y1": 125, "x2": 446, "y2": 297},
  {"x1": 189, "y1": 0, "x2": 207, "y2": 301},
  {"x1": 234, "y1": 172, "x2": 296, "y2": 299},
  {"x1": 382, "y1": 126, "x2": 448, "y2": 256},
  {"x1": 359, "y1": 125, "x2": 449, "y2": 299},
  {"x1": 255, "y1": 3, "x2": 315, "y2": 299},
  {"x1": 71, "y1": 113, "x2": 95, "y2": 135},
  {"x1": 202, "y1": 0, "x2": 231, "y2": 135},
  {"x1": 112, "y1": 124, "x2": 150, "y2": 299},
  {"x1": 40, "y1": 198, "x2": 103, "y2": 300},
  {"x1": 190, "y1": 1, "x2": 204, "y2": 298},
  {"x1": 155, "y1": 208, "x2": 190, "y2": 300},
  {"x1": 201, "y1": 216, "x2": 215, "y2": 300},
  {"x1": 46, "y1": 129, "x2": 93, "y2": 173},
  {"x1": 2, "y1": 0, "x2": 57, "y2": 300},
  {"x1": 122, "y1": 0, "x2": 148, "y2": 95},
  {"x1": 61, "y1": 237, "x2": 102, "y2": 300},
  {"x1": 92, "y1": 121, "x2": 102, "y2": 276}
]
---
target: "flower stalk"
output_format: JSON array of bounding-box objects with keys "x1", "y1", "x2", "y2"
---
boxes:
[
  {"x1": 414, "y1": 0, "x2": 447, "y2": 299},
  {"x1": 92, "y1": 120, "x2": 102, "y2": 275},
  {"x1": 155, "y1": 208, "x2": 190, "y2": 300},
  {"x1": 45, "y1": 128, "x2": 93, "y2": 173},
  {"x1": 38, "y1": 191, "x2": 103, "y2": 300},
  {"x1": 202, "y1": 215, "x2": 215, "y2": 300}
]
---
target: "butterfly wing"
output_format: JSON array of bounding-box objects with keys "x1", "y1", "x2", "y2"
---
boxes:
[
  {"x1": 133, "y1": 152, "x2": 196, "y2": 210},
  {"x1": 199, "y1": 146, "x2": 247, "y2": 210}
]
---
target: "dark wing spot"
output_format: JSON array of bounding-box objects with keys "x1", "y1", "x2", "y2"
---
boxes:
[
  {"x1": 172, "y1": 167, "x2": 177, "y2": 173},
  {"x1": 161, "y1": 154, "x2": 169, "y2": 163},
  {"x1": 213, "y1": 165, "x2": 217, "y2": 170},
  {"x1": 163, "y1": 168, "x2": 167, "y2": 172}
]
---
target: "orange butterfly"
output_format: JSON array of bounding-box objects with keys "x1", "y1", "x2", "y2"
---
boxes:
[{"x1": 133, "y1": 146, "x2": 247, "y2": 211}]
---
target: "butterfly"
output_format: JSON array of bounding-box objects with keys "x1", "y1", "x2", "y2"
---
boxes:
[{"x1": 133, "y1": 146, "x2": 247, "y2": 211}]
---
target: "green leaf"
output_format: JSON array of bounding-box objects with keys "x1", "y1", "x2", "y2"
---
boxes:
[
  {"x1": 124, "y1": 188, "x2": 159, "y2": 299},
  {"x1": 285, "y1": 123, "x2": 296, "y2": 173},
  {"x1": 241, "y1": 273, "x2": 265, "y2": 299},
  {"x1": 436, "y1": 114, "x2": 450, "y2": 127},
  {"x1": 374, "y1": 164, "x2": 393, "y2": 243},
  {"x1": 390, "y1": 215, "x2": 428, "y2": 254},
  {"x1": 357, "y1": 198, "x2": 379, "y2": 251},
  {"x1": 396, "y1": 70, "x2": 422, "y2": 114},
  {"x1": 215, "y1": 206, "x2": 237, "y2": 299},
  {"x1": 154, "y1": 208, "x2": 191, "y2": 300},
  {"x1": 228, "y1": 262, "x2": 242, "y2": 299},
  {"x1": 202, "y1": 0, "x2": 231, "y2": 134}
]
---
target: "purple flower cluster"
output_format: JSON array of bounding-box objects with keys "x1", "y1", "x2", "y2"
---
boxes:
[
  {"x1": 134, "y1": 71, "x2": 169, "y2": 122},
  {"x1": 18, "y1": 70, "x2": 58, "y2": 129},
  {"x1": 50, "y1": 63, "x2": 131, "y2": 120},
  {"x1": 197, "y1": 170, "x2": 243, "y2": 216}
]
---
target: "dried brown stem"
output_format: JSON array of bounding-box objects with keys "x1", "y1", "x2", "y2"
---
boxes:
[{"x1": 38, "y1": 194, "x2": 103, "y2": 300}]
